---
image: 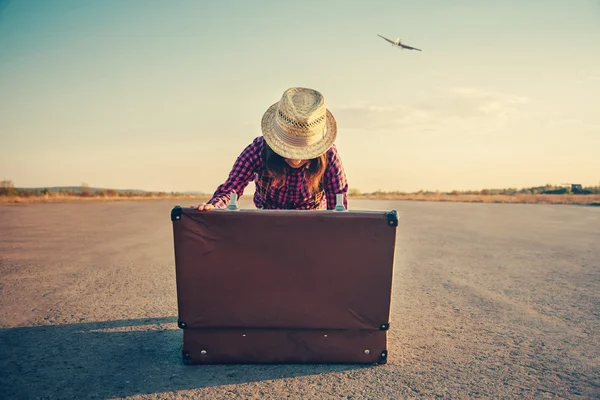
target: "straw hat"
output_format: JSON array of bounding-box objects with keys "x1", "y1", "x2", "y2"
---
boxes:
[{"x1": 261, "y1": 87, "x2": 337, "y2": 160}]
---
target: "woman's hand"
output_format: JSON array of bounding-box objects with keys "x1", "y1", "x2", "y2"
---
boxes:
[{"x1": 190, "y1": 203, "x2": 214, "y2": 211}]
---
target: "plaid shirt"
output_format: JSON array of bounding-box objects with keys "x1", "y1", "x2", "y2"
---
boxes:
[{"x1": 207, "y1": 136, "x2": 348, "y2": 210}]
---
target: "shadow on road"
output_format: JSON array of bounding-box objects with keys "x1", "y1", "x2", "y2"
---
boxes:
[{"x1": 0, "y1": 317, "x2": 372, "y2": 399}]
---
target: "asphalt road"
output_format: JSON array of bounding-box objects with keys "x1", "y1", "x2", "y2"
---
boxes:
[{"x1": 1, "y1": 199, "x2": 598, "y2": 399}]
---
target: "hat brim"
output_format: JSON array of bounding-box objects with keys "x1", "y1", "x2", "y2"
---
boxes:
[{"x1": 260, "y1": 102, "x2": 337, "y2": 160}]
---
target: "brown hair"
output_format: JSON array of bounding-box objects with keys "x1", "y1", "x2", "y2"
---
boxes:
[{"x1": 263, "y1": 143, "x2": 327, "y2": 195}]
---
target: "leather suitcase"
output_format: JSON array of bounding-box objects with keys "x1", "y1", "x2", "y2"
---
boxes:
[{"x1": 170, "y1": 198, "x2": 398, "y2": 364}]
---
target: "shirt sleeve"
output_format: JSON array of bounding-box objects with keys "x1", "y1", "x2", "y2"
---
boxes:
[
  {"x1": 323, "y1": 144, "x2": 349, "y2": 210},
  {"x1": 206, "y1": 138, "x2": 262, "y2": 208}
]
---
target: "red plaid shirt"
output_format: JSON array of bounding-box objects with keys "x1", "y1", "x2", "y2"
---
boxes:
[{"x1": 207, "y1": 136, "x2": 348, "y2": 210}]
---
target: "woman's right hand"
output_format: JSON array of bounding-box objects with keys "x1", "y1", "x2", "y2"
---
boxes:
[{"x1": 190, "y1": 203, "x2": 214, "y2": 211}]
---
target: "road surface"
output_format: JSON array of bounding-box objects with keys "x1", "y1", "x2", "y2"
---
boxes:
[{"x1": 1, "y1": 199, "x2": 598, "y2": 399}]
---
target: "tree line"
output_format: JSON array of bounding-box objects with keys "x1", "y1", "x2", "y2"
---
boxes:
[
  {"x1": 2, "y1": 180, "x2": 599, "y2": 198},
  {"x1": 350, "y1": 184, "x2": 600, "y2": 196},
  {"x1": 0, "y1": 180, "x2": 187, "y2": 198}
]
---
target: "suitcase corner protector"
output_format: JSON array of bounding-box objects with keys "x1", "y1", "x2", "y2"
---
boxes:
[
  {"x1": 386, "y1": 210, "x2": 398, "y2": 227},
  {"x1": 378, "y1": 350, "x2": 388, "y2": 364},
  {"x1": 171, "y1": 206, "x2": 183, "y2": 222},
  {"x1": 177, "y1": 320, "x2": 188, "y2": 329}
]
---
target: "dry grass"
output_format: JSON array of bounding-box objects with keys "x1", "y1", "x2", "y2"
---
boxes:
[
  {"x1": 351, "y1": 193, "x2": 600, "y2": 205},
  {"x1": 2, "y1": 193, "x2": 600, "y2": 206},
  {"x1": 0, "y1": 194, "x2": 212, "y2": 205}
]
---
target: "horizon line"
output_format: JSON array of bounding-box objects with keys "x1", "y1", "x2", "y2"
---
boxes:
[{"x1": 9, "y1": 182, "x2": 600, "y2": 194}]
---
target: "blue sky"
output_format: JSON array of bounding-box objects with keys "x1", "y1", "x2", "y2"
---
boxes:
[{"x1": 1, "y1": 0, "x2": 599, "y2": 193}]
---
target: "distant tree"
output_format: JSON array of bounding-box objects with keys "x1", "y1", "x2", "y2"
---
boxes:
[
  {"x1": 348, "y1": 188, "x2": 361, "y2": 196},
  {"x1": 80, "y1": 182, "x2": 92, "y2": 197},
  {"x1": 0, "y1": 179, "x2": 16, "y2": 196}
]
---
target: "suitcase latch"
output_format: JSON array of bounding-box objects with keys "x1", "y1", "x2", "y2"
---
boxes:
[
  {"x1": 227, "y1": 192, "x2": 239, "y2": 210},
  {"x1": 334, "y1": 193, "x2": 347, "y2": 211}
]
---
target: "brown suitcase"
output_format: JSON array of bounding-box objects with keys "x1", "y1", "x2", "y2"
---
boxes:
[{"x1": 170, "y1": 199, "x2": 398, "y2": 364}]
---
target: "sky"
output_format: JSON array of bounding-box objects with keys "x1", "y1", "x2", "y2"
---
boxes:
[{"x1": 1, "y1": 0, "x2": 599, "y2": 194}]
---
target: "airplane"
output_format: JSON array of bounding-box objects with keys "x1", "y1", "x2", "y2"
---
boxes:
[{"x1": 377, "y1": 34, "x2": 422, "y2": 51}]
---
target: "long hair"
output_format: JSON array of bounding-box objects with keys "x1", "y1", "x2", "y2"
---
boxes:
[{"x1": 263, "y1": 143, "x2": 327, "y2": 195}]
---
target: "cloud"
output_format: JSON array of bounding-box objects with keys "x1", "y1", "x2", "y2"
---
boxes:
[
  {"x1": 574, "y1": 70, "x2": 600, "y2": 83},
  {"x1": 332, "y1": 103, "x2": 430, "y2": 131},
  {"x1": 545, "y1": 118, "x2": 581, "y2": 129},
  {"x1": 544, "y1": 118, "x2": 600, "y2": 133},
  {"x1": 331, "y1": 87, "x2": 529, "y2": 136}
]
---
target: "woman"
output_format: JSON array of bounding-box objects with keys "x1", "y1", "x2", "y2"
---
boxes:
[{"x1": 192, "y1": 87, "x2": 348, "y2": 210}]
